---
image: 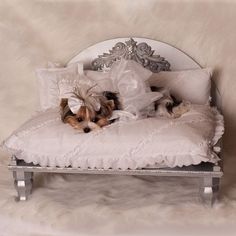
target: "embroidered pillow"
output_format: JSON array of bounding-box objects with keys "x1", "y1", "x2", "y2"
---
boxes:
[
  {"x1": 36, "y1": 62, "x2": 117, "y2": 111},
  {"x1": 36, "y1": 62, "x2": 79, "y2": 110},
  {"x1": 148, "y1": 68, "x2": 213, "y2": 105},
  {"x1": 58, "y1": 67, "x2": 115, "y2": 99}
]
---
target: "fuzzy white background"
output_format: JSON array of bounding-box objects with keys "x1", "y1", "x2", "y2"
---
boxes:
[{"x1": 0, "y1": 0, "x2": 236, "y2": 235}]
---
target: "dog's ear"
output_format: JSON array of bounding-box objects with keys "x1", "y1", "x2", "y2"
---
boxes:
[
  {"x1": 106, "y1": 100, "x2": 115, "y2": 110},
  {"x1": 103, "y1": 91, "x2": 120, "y2": 110},
  {"x1": 60, "y1": 98, "x2": 68, "y2": 109}
]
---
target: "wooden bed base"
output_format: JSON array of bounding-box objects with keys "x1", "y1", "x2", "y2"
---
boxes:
[{"x1": 9, "y1": 156, "x2": 223, "y2": 206}]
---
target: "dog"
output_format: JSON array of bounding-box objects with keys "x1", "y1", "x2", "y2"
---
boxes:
[
  {"x1": 60, "y1": 84, "x2": 189, "y2": 133},
  {"x1": 60, "y1": 85, "x2": 120, "y2": 133},
  {"x1": 151, "y1": 86, "x2": 190, "y2": 118}
]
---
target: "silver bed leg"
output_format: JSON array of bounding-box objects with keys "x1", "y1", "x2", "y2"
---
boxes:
[
  {"x1": 13, "y1": 171, "x2": 33, "y2": 201},
  {"x1": 200, "y1": 177, "x2": 220, "y2": 206}
]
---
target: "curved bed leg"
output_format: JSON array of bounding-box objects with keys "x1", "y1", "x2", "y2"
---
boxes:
[
  {"x1": 13, "y1": 171, "x2": 33, "y2": 201},
  {"x1": 200, "y1": 177, "x2": 220, "y2": 206}
]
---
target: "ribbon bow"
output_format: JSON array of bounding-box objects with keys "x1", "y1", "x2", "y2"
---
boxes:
[{"x1": 68, "y1": 84, "x2": 101, "y2": 114}]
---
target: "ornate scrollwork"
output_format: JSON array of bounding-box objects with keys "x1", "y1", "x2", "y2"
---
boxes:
[{"x1": 91, "y1": 38, "x2": 171, "y2": 72}]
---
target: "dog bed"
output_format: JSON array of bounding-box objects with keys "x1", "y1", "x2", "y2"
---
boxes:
[{"x1": 2, "y1": 37, "x2": 224, "y2": 205}]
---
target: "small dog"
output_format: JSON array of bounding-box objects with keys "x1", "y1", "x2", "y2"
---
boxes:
[
  {"x1": 60, "y1": 85, "x2": 120, "y2": 133},
  {"x1": 60, "y1": 84, "x2": 189, "y2": 133},
  {"x1": 151, "y1": 86, "x2": 190, "y2": 118}
]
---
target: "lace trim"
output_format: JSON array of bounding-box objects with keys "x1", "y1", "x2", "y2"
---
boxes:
[
  {"x1": 211, "y1": 107, "x2": 224, "y2": 145},
  {"x1": 4, "y1": 145, "x2": 219, "y2": 170}
]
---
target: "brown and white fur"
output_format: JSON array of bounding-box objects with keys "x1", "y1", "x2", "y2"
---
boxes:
[
  {"x1": 60, "y1": 91, "x2": 120, "y2": 133},
  {"x1": 151, "y1": 86, "x2": 190, "y2": 118}
]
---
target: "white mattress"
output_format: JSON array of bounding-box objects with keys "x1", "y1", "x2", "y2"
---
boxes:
[{"x1": 2, "y1": 104, "x2": 224, "y2": 170}]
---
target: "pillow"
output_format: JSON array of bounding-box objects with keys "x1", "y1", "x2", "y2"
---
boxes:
[
  {"x1": 84, "y1": 70, "x2": 114, "y2": 92},
  {"x1": 148, "y1": 68, "x2": 213, "y2": 105},
  {"x1": 110, "y1": 59, "x2": 162, "y2": 118},
  {"x1": 36, "y1": 62, "x2": 114, "y2": 111},
  {"x1": 58, "y1": 69, "x2": 115, "y2": 98},
  {"x1": 36, "y1": 62, "x2": 79, "y2": 110}
]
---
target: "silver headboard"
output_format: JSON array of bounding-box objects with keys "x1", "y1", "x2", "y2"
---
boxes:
[
  {"x1": 91, "y1": 38, "x2": 171, "y2": 73},
  {"x1": 68, "y1": 37, "x2": 200, "y2": 72}
]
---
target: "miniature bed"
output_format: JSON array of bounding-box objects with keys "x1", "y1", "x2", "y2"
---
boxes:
[{"x1": 3, "y1": 37, "x2": 224, "y2": 205}]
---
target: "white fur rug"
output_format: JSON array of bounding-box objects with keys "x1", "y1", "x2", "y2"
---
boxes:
[
  {"x1": 1, "y1": 1, "x2": 236, "y2": 235},
  {"x1": 0, "y1": 150, "x2": 236, "y2": 236}
]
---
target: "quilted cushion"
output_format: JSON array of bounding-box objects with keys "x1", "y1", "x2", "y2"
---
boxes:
[{"x1": 2, "y1": 104, "x2": 224, "y2": 170}]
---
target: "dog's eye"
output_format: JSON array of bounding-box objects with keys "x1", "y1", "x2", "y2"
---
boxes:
[
  {"x1": 91, "y1": 117, "x2": 99, "y2": 123},
  {"x1": 77, "y1": 117, "x2": 83, "y2": 122}
]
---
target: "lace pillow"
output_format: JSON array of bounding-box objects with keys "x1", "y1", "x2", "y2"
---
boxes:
[
  {"x1": 36, "y1": 62, "x2": 79, "y2": 110},
  {"x1": 84, "y1": 70, "x2": 114, "y2": 92},
  {"x1": 110, "y1": 59, "x2": 162, "y2": 118},
  {"x1": 58, "y1": 68, "x2": 115, "y2": 99},
  {"x1": 36, "y1": 62, "x2": 115, "y2": 111},
  {"x1": 148, "y1": 68, "x2": 213, "y2": 105}
]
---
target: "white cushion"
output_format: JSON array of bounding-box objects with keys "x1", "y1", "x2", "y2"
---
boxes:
[
  {"x1": 36, "y1": 63, "x2": 78, "y2": 110},
  {"x1": 58, "y1": 69, "x2": 115, "y2": 100},
  {"x1": 2, "y1": 104, "x2": 224, "y2": 170},
  {"x1": 148, "y1": 68, "x2": 213, "y2": 105},
  {"x1": 36, "y1": 62, "x2": 116, "y2": 110}
]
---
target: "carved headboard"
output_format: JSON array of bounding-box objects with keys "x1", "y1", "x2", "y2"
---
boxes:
[
  {"x1": 68, "y1": 37, "x2": 201, "y2": 71},
  {"x1": 91, "y1": 38, "x2": 171, "y2": 73}
]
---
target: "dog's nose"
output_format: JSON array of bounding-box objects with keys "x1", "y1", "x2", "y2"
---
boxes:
[{"x1": 83, "y1": 127, "x2": 91, "y2": 133}]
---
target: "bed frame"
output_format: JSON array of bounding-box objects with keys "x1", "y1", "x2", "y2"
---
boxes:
[{"x1": 8, "y1": 37, "x2": 223, "y2": 206}]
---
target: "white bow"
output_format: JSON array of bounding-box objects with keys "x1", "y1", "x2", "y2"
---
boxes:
[{"x1": 68, "y1": 84, "x2": 101, "y2": 114}]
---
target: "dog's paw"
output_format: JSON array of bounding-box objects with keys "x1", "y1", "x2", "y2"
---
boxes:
[
  {"x1": 172, "y1": 102, "x2": 191, "y2": 118},
  {"x1": 66, "y1": 117, "x2": 83, "y2": 130}
]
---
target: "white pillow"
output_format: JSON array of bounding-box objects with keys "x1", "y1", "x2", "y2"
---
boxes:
[
  {"x1": 110, "y1": 59, "x2": 162, "y2": 118},
  {"x1": 148, "y1": 68, "x2": 213, "y2": 105},
  {"x1": 58, "y1": 69, "x2": 115, "y2": 98},
  {"x1": 36, "y1": 62, "x2": 115, "y2": 110},
  {"x1": 84, "y1": 70, "x2": 114, "y2": 92},
  {"x1": 36, "y1": 63, "x2": 78, "y2": 110}
]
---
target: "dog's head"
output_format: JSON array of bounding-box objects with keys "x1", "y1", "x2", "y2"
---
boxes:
[
  {"x1": 67, "y1": 85, "x2": 117, "y2": 133},
  {"x1": 75, "y1": 98, "x2": 115, "y2": 133}
]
